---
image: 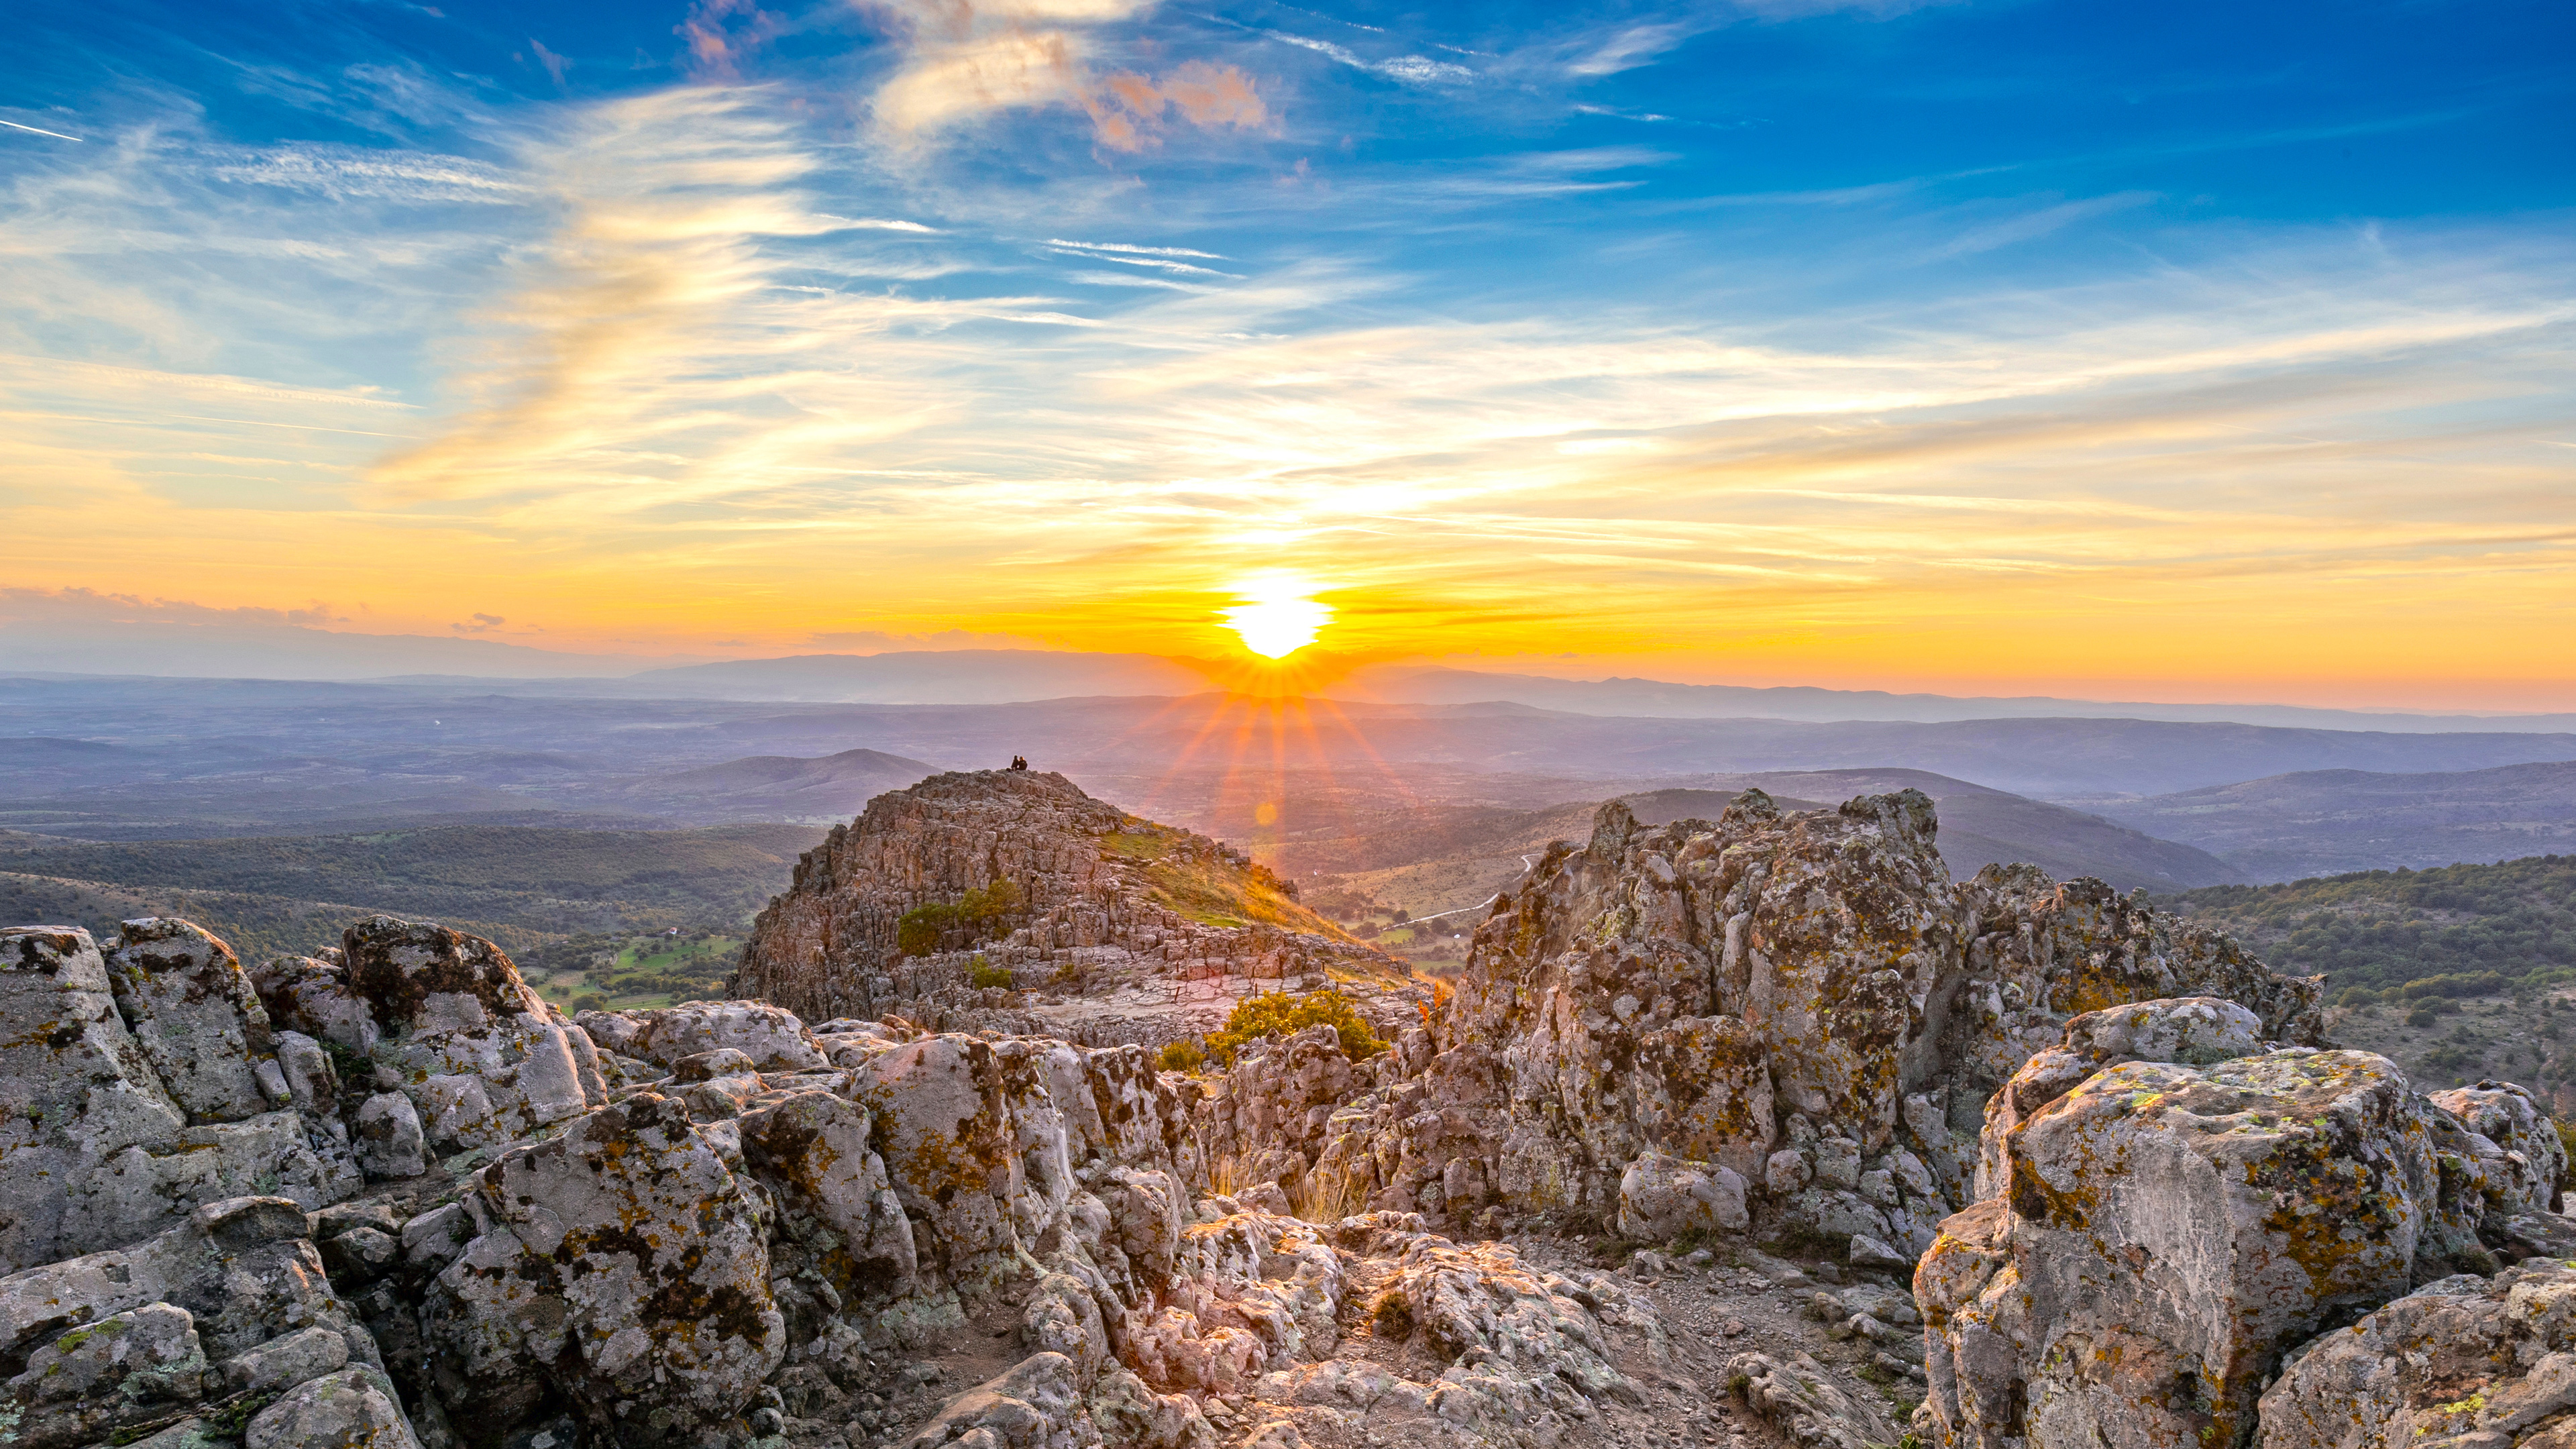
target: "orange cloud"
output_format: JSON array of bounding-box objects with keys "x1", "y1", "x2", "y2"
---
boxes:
[
  {"x1": 857, "y1": 0, "x2": 1267, "y2": 153},
  {"x1": 677, "y1": 0, "x2": 784, "y2": 80},
  {"x1": 1088, "y1": 60, "x2": 1267, "y2": 151}
]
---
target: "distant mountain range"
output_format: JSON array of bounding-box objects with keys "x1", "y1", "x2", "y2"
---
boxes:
[
  {"x1": 607, "y1": 747, "x2": 938, "y2": 822},
  {"x1": 11, "y1": 624, "x2": 2571, "y2": 735},
  {"x1": 1332, "y1": 665, "x2": 2576, "y2": 735},
  {"x1": 2099, "y1": 759, "x2": 2576, "y2": 882},
  {"x1": 4, "y1": 674, "x2": 2571, "y2": 888}
]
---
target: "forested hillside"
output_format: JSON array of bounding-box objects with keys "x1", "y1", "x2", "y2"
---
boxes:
[
  {"x1": 0, "y1": 822, "x2": 824, "y2": 963},
  {"x1": 2160, "y1": 854, "x2": 2576, "y2": 998}
]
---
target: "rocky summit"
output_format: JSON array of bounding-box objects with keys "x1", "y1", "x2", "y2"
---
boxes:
[
  {"x1": 0, "y1": 782, "x2": 2567, "y2": 1449},
  {"x1": 732, "y1": 769, "x2": 1418, "y2": 1045}
]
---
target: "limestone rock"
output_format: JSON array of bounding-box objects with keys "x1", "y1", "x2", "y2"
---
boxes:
[
  {"x1": 1727, "y1": 1350, "x2": 1900, "y2": 1449},
  {"x1": 739, "y1": 1090, "x2": 920, "y2": 1309},
  {"x1": 1974, "y1": 996, "x2": 2271, "y2": 1197},
  {"x1": 0, "y1": 1301, "x2": 208, "y2": 1449},
  {"x1": 421, "y1": 1093, "x2": 784, "y2": 1446},
  {"x1": 898, "y1": 1350, "x2": 1095, "y2": 1449},
  {"x1": 246, "y1": 1367, "x2": 421, "y2": 1449},
  {"x1": 1615, "y1": 1150, "x2": 1750, "y2": 1240},
  {"x1": 352, "y1": 1093, "x2": 425, "y2": 1179},
  {"x1": 1085, "y1": 1368, "x2": 1214, "y2": 1449},
  {"x1": 0, "y1": 929, "x2": 355, "y2": 1273},
  {"x1": 734, "y1": 770, "x2": 1415, "y2": 1046},
  {"x1": 1305, "y1": 792, "x2": 2320, "y2": 1243},
  {"x1": 2430, "y1": 1079, "x2": 2565, "y2": 1216},
  {"x1": 274, "y1": 1032, "x2": 340, "y2": 1118},
  {"x1": 854, "y1": 1033, "x2": 1079, "y2": 1299},
  {"x1": 251, "y1": 956, "x2": 381, "y2": 1059},
  {"x1": 1921, "y1": 1049, "x2": 2453, "y2": 1449},
  {"x1": 604, "y1": 1002, "x2": 826, "y2": 1073},
  {"x1": 1358, "y1": 1222, "x2": 1652, "y2": 1432},
  {"x1": 0, "y1": 1193, "x2": 386, "y2": 1434},
  {"x1": 2255, "y1": 1260, "x2": 2576, "y2": 1449},
  {"x1": 337, "y1": 918, "x2": 596, "y2": 1155},
  {"x1": 0, "y1": 926, "x2": 185, "y2": 1271},
  {"x1": 105, "y1": 919, "x2": 280, "y2": 1124},
  {"x1": 1191, "y1": 1025, "x2": 1360, "y2": 1201},
  {"x1": 223, "y1": 1324, "x2": 353, "y2": 1395}
]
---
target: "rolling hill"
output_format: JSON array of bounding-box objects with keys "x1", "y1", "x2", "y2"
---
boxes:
[
  {"x1": 0, "y1": 822, "x2": 827, "y2": 959},
  {"x1": 2097, "y1": 758, "x2": 2576, "y2": 881}
]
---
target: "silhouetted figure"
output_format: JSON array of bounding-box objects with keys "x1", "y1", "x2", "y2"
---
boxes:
[{"x1": 1009, "y1": 755, "x2": 1028, "y2": 771}]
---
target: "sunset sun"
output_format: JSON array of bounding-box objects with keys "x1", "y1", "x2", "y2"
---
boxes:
[{"x1": 1221, "y1": 575, "x2": 1332, "y2": 659}]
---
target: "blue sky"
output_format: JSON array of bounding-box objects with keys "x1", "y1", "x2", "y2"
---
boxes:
[{"x1": 3, "y1": 0, "x2": 2572, "y2": 704}]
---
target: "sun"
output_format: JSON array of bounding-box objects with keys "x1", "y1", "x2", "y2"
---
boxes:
[{"x1": 1221, "y1": 574, "x2": 1332, "y2": 659}]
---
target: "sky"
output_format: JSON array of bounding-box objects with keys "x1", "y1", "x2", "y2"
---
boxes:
[{"x1": 3, "y1": 0, "x2": 2572, "y2": 707}]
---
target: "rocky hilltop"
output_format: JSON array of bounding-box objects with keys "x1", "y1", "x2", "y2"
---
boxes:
[
  {"x1": 0, "y1": 783, "x2": 2566, "y2": 1449},
  {"x1": 733, "y1": 769, "x2": 1417, "y2": 1044}
]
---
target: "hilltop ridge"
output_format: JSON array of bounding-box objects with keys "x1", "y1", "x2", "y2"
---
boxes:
[{"x1": 734, "y1": 767, "x2": 1417, "y2": 1042}]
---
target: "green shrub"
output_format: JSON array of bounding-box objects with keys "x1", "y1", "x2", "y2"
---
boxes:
[
  {"x1": 1204, "y1": 989, "x2": 1387, "y2": 1066},
  {"x1": 2400, "y1": 971, "x2": 2508, "y2": 1001},
  {"x1": 896, "y1": 879, "x2": 1023, "y2": 957},
  {"x1": 1155, "y1": 1036, "x2": 1207, "y2": 1073},
  {"x1": 966, "y1": 955, "x2": 1013, "y2": 989},
  {"x1": 572, "y1": 993, "x2": 606, "y2": 1014}
]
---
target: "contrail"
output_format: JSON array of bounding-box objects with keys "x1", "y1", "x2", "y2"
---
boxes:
[{"x1": 0, "y1": 118, "x2": 81, "y2": 142}]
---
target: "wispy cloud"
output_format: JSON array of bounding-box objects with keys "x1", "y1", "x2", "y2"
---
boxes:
[
  {"x1": 1567, "y1": 23, "x2": 1692, "y2": 76},
  {"x1": 1933, "y1": 190, "x2": 2158, "y2": 258},
  {"x1": 1260, "y1": 31, "x2": 1476, "y2": 85}
]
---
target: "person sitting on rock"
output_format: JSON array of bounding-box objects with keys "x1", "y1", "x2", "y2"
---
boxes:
[{"x1": 1009, "y1": 755, "x2": 1028, "y2": 771}]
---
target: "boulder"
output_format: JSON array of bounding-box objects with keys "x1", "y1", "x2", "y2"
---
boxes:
[
  {"x1": 2430, "y1": 1080, "x2": 2566, "y2": 1216},
  {"x1": 1921, "y1": 1049, "x2": 2454, "y2": 1449},
  {"x1": 739, "y1": 1090, "x2": 920, "y2": 1307},
  {"x1": 855, "y1": 1034, "x2": 1077, "y2": 1297},
  {"x1": 0, "y1": 930, "x2": 356, "y2": 1272},
  {"x1": 1974, "y1": 996, "x2": 2271, "y2": 1197},
  {"x1": 0, "y1": 1301, "x2": 208, "y2": 1449},
  {"x1": 1727, "y1": 1350, "x2": 1900, "y2": 1449},
  {"x1": 621, "y1": 1002, "x2": 826, "y2": 1073},
  {"x1": 352, "y1": 1093, "x2": 425, "y2": 1179},
  {"x1": 246, "y1": 1367, "x2": 421, "y2": 1449},
  {"x1": 421, "y1": 1093, "x2": 783, "y2": 1447},
  {"x1": 898, "y1": 1350, "x2": 1093, "y2": 1449},
  {"x1": 337, "y1": 918, "x2": 596, "y2": 1155},
  {"x1": 0, "y1": 926, "x2": 186, "y2": 1271},
  {"x1": 1615, "y1": 1150, "x2": 1750, "y2": 1240},
  {"x1": 104, "y1": 919, "x2": 280, "y2": 1124},
  {"x1": 251, "y1": 957, "x2": 380, "y2": 1059},
  {"x1": 274, "y1": 1032, "x2": 340, "y2": 1118},
  {"x1": 2255, "y1": 1260, "x2": 2576, "y2": 1449}
]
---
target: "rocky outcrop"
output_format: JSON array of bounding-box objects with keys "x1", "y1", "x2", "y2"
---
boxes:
[
  {"x1": 1922, "y1": 1049, "x2": 2450, "y2": 1448},
  {"x1": 0, "y1": 1195, "x2": 394, "y2": 1449},
  {"x1": 1293, "y1": 791, "x2": 2322, "y2": 1254},
  {"x1": 2255, "y1": 1260, "x2": 2576, "y2": 1449},
  {"x1": 423, "y1": 1093, "x2": 785, "y2": 1446},
  {"x1": 0, "y1": 924, "x2": 358, "y2": 1276},
  {"x1": 1918, "y1": 1016, "x2": 2576, "y2": 1449},
  {"x1": 733, "y1": 771, "x2": 1417, "y2": 1045}
]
